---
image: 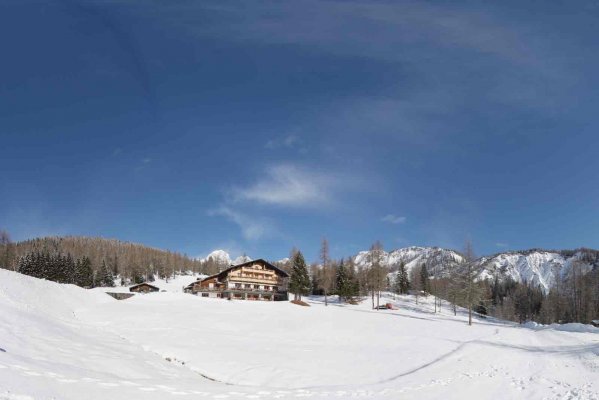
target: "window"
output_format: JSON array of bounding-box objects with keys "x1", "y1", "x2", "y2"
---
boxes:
[
  {"x1": 201, "y1": 293, "x2": 209, "y2": 297},
  {"x1": 235, "y1": 283, "x2": 241, "y2": 288}
]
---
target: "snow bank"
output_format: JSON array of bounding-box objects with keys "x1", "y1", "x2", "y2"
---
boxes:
[{"x1": 523, "y1": 321, "x2": 599, "y2": 334}]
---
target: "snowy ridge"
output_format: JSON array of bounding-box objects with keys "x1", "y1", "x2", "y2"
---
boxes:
[
  {"x1": 200, "y1": 250, "x2": 252, "y2": 266},
  {"x1": 353, "y1": 246, "x2": 597, "y2": 292},
  {"x1": 475, "y1": 249, "x2": 596, "y2": 292},
  {"x1": 354, "y1": 246, "x2": 463, "y2": 276}
]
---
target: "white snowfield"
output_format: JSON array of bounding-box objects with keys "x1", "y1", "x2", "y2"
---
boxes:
[{"x1": 1, "y1": 270, "x2": 598, "y2": 400}]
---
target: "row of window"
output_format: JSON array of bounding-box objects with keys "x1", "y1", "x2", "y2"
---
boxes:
[{"x1": 232, "y1": 283, "x2": 277, "y2": 291}]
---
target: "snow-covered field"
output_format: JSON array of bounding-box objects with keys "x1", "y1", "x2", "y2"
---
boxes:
[{"x1": 1, "y1": 270, "x2": 598, "y2": 400}]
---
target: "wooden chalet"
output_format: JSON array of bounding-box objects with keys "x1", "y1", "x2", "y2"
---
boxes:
[
  {"x1": 186, "y1": 259, "x2": 289, "y2": 301},
  {"x1": 129, "y1": 282, "x2": 159, "y2": 293}
]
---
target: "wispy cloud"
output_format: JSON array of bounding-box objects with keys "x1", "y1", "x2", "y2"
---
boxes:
[
  {"x1": 232, "y1": 164, "x2": 344, "y2": 208},
  {"x1": 495, "y1": 242, "x2": 508, "y2": 248},
  {"x1": 265, "y1": 134, "x2": 301, "y2": 150},
  {"x1": 207, "y1": 206, "x2": 270, "y2": 240},
  {"x1": 166, "y1": 1, "x2": 571, "y2": 111},
  {"x1": 134, "y1": 157, "x2": 152, "y2": 172},
  {"x1": 382, "y1": 214, "x2": 407, "y2": 224}
]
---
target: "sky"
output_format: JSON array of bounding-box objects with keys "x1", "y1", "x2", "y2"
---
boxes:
[{"x1": 1, "y1": 0, "x2": 599, "y2": 261}]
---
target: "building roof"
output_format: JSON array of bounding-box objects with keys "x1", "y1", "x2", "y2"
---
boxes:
[
  {"x1": 129, "y1": 282, "x2": 159, "y2": 291},
  {"x1": 200, "y1": 258, "x2": 289, "y2": 283}
]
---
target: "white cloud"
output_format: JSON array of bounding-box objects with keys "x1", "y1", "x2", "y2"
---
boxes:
[
  {"x1": 232, "y1": 164, "x2": 342, "y2": 208},
  {"x1": 208, "y1": 206, "x2": 269, "y2": 240},
  {"x1": 495, "y1": 242, "x2": 508, "y2": 248},
  {"x1": 381, "y1": 214, "x2": 407, "y2": 224},
  {"x1": 265, "y1": 134, "x2": 301, "y2": 150}
]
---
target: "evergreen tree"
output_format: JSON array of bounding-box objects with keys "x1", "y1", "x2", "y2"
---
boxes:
[
  {"x1": 74, "y1": 256, "x2": 94, "y2": 288},
  {"x1": 64, "y1": 253, "x2": 75, "y2": 284},
  {"x1": 98, "y1": 260, "x2": 115, "y2": 287},
  {"x1": 18, "y1": 253, "x2": 35, "y2": 277},
  {"x1": 345, "y1": 258, "x2": 360, "y2": 299},
  {"x1": 289, "y1": 250, "x2": 311, "y2": 301},
  {"x1": 335, "y1": 259, "x2": 350, "y2": 301},
  {"x1": 420, "y1": 264, "x2": 429, "y2": 294},
  {"x1": 395, "y1": 261, "x2": 410, "y2": 294}
]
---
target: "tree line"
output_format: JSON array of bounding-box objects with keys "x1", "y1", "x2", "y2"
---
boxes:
[
  {"x1": 17, "y1": 251, "x2": 115, "y2": 288},
  {"x1": 0, "y1": 233, "x2": 206, "y2": 284}
]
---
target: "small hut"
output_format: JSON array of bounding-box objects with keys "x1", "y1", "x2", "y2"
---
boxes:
[{"x1": 129, "y1": 282, "x2": 159, "y2": 293}]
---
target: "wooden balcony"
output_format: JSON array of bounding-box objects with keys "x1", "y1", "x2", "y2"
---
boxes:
[{"x1": 226, "y1": 276, "x2": 278, "y2": 284}]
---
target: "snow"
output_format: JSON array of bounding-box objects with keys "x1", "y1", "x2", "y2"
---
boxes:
[
  {"x1": 90, "y1": 273, "x2": 205, "y2": 294},
  {"x1": 1, "y1": 269, "x2": 598, "y2": 400}
]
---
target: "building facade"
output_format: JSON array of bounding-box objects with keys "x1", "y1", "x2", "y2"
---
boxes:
[{"x1": 187, "y1": 259, "x2": 289, "y2": 301}]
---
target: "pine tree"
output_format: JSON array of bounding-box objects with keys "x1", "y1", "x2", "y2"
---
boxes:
[
  {"x1": 75, "y1": 256, "x2": 94, "y2": 288},
  {"x1": 98, "y1": 260, "x2": 115, "y2": 287},
  {"x1": 289, "y1": 250, "x2": 311, "y2": 301},
  {"x1": 64, "y1": 253, "x2": 75, "y2": 284},
  {"x1": 420, "y1": 264, "x2": 429, "y2": 294},
  {"x1": 395, "y1": 261, "x2": 410, "y2": 294},
  {"x1": 18, "y1": 253, "x2": 35, "y2": 277},
  {"x1": 335, "y1": 259, "x2": 349, "y2": 301}
]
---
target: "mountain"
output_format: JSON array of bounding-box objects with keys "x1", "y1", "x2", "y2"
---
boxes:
[
  {"x1": 353, "y1": 246, "x2": 599, "y2": 293},
  {"x1": 200, "y1": 250, "x2": 252, "y2": 266},
  {"x1": 201, "y1": 250, "x2": 232, "y2": 265},
  {"x1": 475, "y1": 249, "x2": 598, "y2": 292},
  {"x1": 354, "y1": 246, "x2": 463, "y2": 276}
]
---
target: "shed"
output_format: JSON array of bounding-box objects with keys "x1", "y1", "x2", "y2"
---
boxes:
[{"x1": 129, "y1": 283, "x2": 159, "y2": 293}]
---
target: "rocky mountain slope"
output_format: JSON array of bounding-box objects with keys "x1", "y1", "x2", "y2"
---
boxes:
[
  {"x1": 353, "y1": 246, "x2": 598, "y2": 293},
  {"x1": 354, "y1": 246, "x2": 463, "y2": 276}
]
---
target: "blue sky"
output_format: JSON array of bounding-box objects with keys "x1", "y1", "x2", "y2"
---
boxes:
[{"x1": 1, "y1": 1, "x2": 599, "y2": 261}]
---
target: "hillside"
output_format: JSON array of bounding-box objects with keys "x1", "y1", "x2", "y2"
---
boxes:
[
  {"x1": 1, "y1": 236, "x2": 202, "y2": 279},
  {"x1": 1, "y1": 270, "x2": 598, "y2": 399}
]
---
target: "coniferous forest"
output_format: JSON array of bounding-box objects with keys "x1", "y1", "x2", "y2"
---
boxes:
[{"x1": 0, "y1": 233, "x2": 208, "y2": 287}]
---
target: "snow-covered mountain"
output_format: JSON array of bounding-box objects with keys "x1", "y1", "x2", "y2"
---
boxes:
[
  {"x1": 475, "y1": 249, "x2": 597, "y2": 292},
  {"x1": 200, "y1": 250, "x2": 251, "y2": 266},
  {"x1": 353, "y1": 246, "x2": 598, "y2": 293},
  {"x1": 354, "y1": 246, "x2": 463, "y2": 277}
]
